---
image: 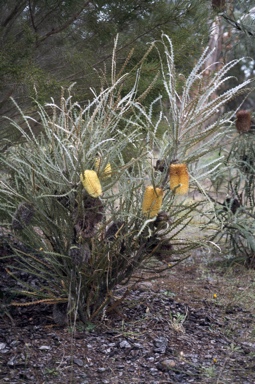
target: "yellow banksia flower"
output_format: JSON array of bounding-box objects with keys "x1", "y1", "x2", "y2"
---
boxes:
[
  {"x1": 236, "y1": 110, "x2": 251, "y2": 133},
  {"x1": 169, "y1": 163, "x2": 189, "y2": 195},
  {"x1": 142, "y1": 186, "x2": 164, "y2": 218},
  {"x1": 95, "y1": 158, "x2": 112, "y2": 178},
  {"x1": 80, "y1": 170, "x2": 102, "y2": 197}
]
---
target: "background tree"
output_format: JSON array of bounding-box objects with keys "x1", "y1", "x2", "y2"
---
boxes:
[
  {"x1": 0, "y1": 0, "x2": 211, "y2": 143},
  {"x1": 2, "y1": 1, "x2": 255, "y2": 149},
  {"x1": 210, "y1": 0, "x2": 255, "y2": 110}
]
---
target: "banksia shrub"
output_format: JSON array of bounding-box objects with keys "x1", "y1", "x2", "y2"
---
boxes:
[
  {"x1": 80, "y1": 170, "x2": 102, "y2": 197},
  {"x1": 169, "y1": 163, "x2": 189, "y2": 195},
  {"x1": 142, "y1": 186, "x2": 164, "y2": 218},
  {"x1": 0, "y1": 34, "x2": 252, "y2": 323},
  {"x1": 236, "y1": 110, "x2": 251, "y2": 133},
  {"x1": 204, "y1": 112, "x2": 255, "y2": 265}
]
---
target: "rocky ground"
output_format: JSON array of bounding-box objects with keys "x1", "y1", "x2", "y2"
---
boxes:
[{"x1": 1, "y1": 255, "x2": 255, "y2": 384}]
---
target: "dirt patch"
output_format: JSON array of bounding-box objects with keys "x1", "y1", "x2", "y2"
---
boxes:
[{"x1": 1, "y1": 256, "x2": 255, "y2": 383}]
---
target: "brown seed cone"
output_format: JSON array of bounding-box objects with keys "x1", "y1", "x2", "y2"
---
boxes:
[
  {"x1": 212, "y1": 0, "x2": 225, "y2": 12},
  {"x1": 105, "y1": 221, "x2": 125, "y2": 241},
  {"x1": 154, "y1": 211, "x2": 170, "y2": 227},
  {"x1": 144, "y1": 235, "x2": 173, "y2": 262},
  {"x1": 236, "y1": 110, "x2": 251, "y2": 133},
  {"x1": 154, "y1": 159, "x2": 167, "y2": 173},
  {"x1": 142, "y1": 186, "x2": 164, "y2": 218},
  {"x1": 169, "y1": 163, "x2": 189, "y2": 195},
  {"x1": 73, "y1": 195, "x2": 104, "y2": 239},
  {"x1": 223, "y1": 198, "x2": 241, "y2": 214}
]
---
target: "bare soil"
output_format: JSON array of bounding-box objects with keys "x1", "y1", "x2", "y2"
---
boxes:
[{"x1": 1, "y1": 254, "x2": 255, "y2": 384}]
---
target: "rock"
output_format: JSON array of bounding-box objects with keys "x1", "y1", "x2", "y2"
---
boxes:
[
  {"x1": 7, "y1": 356, "x2": 17, "y2": 367},
  {"x1": 0, "y1": 342, "x2": 9, "y2": 353},
  {"x1": 39, "y1": 345, "x2": 51, "y2": 351},
  {"x1": 119, "y1": 340, "x2": 132, "y2": 349},
  {"x1": 153, "y1": 337, "x2": 168, "y2": 353},
  {"x1": 73, "y1": 358, "x2": 83, "y2": 367},
  {"x1": 158, "y1": 359, "x2": 176, "y2": 371},
  {"x1": 150, "y1": 367, "x2": 158, "y2": 375},
  {"x1": 98, "y1": 367, "x2": 107, "y2": 372},
  {"x1": 133, "y1": 342, "x2": 143, "y2": 349},
  {"x1": 136, "y1": 281, "x2": 154, "y2": 292},
  {"x1": 9, "y1": 340, "x2": 19, "y2": 347},
  {"x1": 116, "y1": 364, "x2": 125, "y2": 369}
]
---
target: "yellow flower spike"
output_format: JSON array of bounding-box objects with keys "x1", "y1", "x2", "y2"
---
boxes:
[
  {"x1": 169, "y1": 163, "x2": 189, "y2": 195},
  {"x1": 80, "y1": 170, "x2": 102, "y2": 197},
  {"x1": 142, "y1": 186, "x2": 164, "y2": 218},
  {"x1": 102, "y1": 162, "x2": 112, "y2": 178},
  {"x1": 94, "y1": 158, "x2": 112, "y2": 178},
  {"x1": 94, "y1": 157, "x2": 102, "y2": 173}
]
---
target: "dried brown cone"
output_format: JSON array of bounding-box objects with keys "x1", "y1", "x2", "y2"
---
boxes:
[
  {"x1": 236, "y1": 110, "x2": 251, "y2": 133},
  {"x1": 223, "y1": 198, "x2": 241, "y2": 214},
  {"x1": 169, "y1": 163, "x2": 189, "y2": 195},
  {"x1": 73, "y1": 195, "x2": 104, "y2": 239},
  {"x1": 154, "y1": 159, "x2": 167, "y2": 173},
  {"x1": 212, "y1": 0, "x2": 225, "y2": 12},
  {"x1": 154, "y1": 211, "x2": 171, "y2": 231},
  {"x1": 105, "y1": 221, "x2": 125, "y2": 241},
  {"x1": 144, "y1": 235, "x2": 172, "y2": 262}
]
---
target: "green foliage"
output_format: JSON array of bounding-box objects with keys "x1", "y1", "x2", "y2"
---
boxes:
[
  {"x1": 205, "y1": 115, "x2": 255, "y2": 265},
  {"x1": 0, "y1": 0, "x2": 211, "y2": 133},
  {"x1": 217, "y1": 1, "x2": 255, "y2": 110},
  {"x1": 0, "y1": 35, "x2": 252, "y2": 322}
]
